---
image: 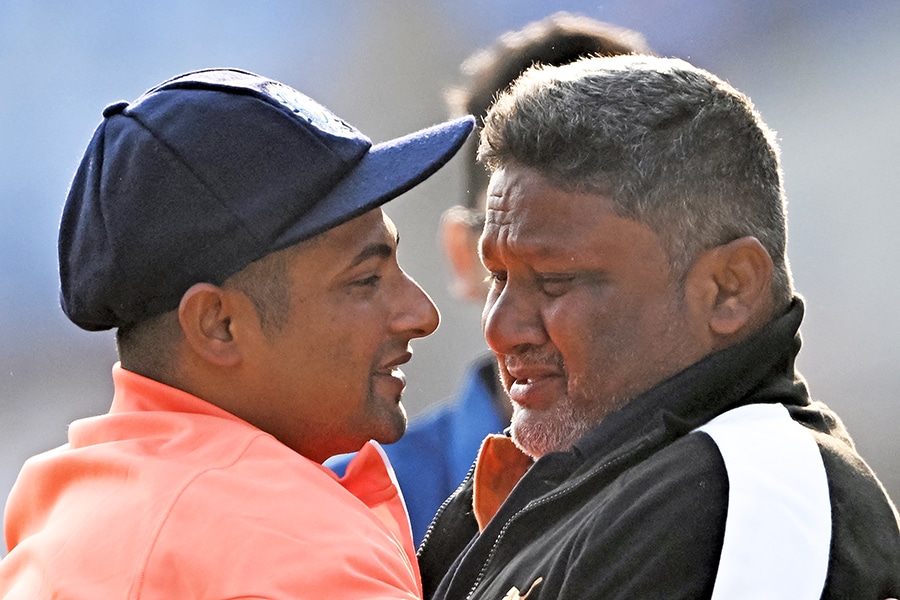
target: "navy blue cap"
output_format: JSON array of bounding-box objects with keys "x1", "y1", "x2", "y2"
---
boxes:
[{"x1": 59, "y1": 68, "x2": 474, "y2": 331}]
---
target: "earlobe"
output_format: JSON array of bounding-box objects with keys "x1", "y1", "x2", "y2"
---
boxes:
[
  {"x1": 440, "y1": 206, "x2": 487, "y2": 302},
  {"x1": 703, "y1": 237, "x2": 774, "y2": 339},
  {"x1": 178, "y1": 283, "x2": 243, "y2": 367}
]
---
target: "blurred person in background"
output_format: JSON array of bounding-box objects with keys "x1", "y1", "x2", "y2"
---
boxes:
[
  {"x1": 418, "y1": 54, "x2": 900, "y2": 598},
  {"x1": 328, "y1": 12, "x2": 651, "y2": 546},
  {"x1": 0, "y1": 68, "x2": 473, "y2": 598}
]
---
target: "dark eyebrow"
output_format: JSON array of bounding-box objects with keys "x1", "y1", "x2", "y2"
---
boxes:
[{"x1": 349, "y1": 239, "x2": 395, "y2": 268}]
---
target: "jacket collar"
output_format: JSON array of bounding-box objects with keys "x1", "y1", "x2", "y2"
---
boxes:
[{"x1": 571, "y1": 297, "x2": 809, "y2": 463}]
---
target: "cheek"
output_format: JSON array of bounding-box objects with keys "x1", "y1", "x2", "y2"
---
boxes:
[
  {"x1": 283, "y1": 311, "x2": 358, "y2": 382},
  {"x1": 323, "y1": 306, "x2": 388, "y2": 373},
  {"x1": 544, "y1": 283, "x2": 615, "y2": 337},
  {"x1": 542, "y1": 298, "x2": 599, "y2": 362},
  {"x1": 323, "y1": 328, "x2": 370, "y2": 376},
  {"x1": 542, "y1": 291, "x2": 643, "y2": 380}
]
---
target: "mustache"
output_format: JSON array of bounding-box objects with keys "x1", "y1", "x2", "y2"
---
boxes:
[{"x1": 504, "y1": 348, "x2": 565, "y2": 372}]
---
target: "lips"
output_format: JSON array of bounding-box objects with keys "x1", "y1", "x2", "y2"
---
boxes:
[
  {"x1": 378, "y1": 351, "x2": 412, "y2": 373},
  {"x1": 373, "y1": 351, "x2": 413, "y2": 393},
  {"x1": 504, "y1": 359, "x2": 565, "y2": 409},
  {"x1": 505, "y1": 355, "x2": 564, "y2": 382}
]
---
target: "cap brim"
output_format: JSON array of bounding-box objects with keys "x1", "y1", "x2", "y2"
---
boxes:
[{"x1": 274, "y1": 115, "x2": 475, "y2": 248}]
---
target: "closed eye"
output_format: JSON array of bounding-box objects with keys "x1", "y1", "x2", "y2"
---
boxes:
[
  {"x1": 353, "y1": 274, "x2": 382, "y2": 287},
  {"x1": 537, "y1": 273, "x2": 576, "y2": 297},
  {"x1": 486, "y1": 270, "x2": 508, "y2": 286}
]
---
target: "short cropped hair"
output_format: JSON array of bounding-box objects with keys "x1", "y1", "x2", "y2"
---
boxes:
[
  {"x1": 447, "y1": 12, "x2": 651, "y2": 210},
  {"x1": 479, "y1": 55, "x2": 792, "y2": 308},
  {"x1": 222, "y1": 245, "x2": 295, "y2": 334},
  {"x1": 116, "y1": 242, "x2": 303, "y2": 378}
]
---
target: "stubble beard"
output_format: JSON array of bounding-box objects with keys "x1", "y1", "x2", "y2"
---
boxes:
[
  {"x1": 508, "y1": 290, "x2": 695, "y2": 459},
  {"x1": 506, "y1": 346, "x2": 629, "y2": 459},
  {"x1": 509, "y1": 377, "x2": 628, "y2": 459},
  {"x1": 510, "y1": 348, "x2": 606, "y2": 459},
  {"x1": 361, "y1": 355, "x2": 409, "y2": 445}
]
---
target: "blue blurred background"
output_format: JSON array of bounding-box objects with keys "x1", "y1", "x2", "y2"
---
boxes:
[{"x1": 2, "y1": 1, "x2": 898, "y2": 553}]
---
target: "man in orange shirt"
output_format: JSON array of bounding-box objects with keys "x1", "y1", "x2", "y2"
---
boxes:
[{"x1": 0, "y1": 68, "x2": 472, "y2": 598}]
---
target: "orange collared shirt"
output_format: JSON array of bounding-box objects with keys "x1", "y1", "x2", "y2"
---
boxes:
[{"x1": 1, "y1": 364, "x2": 421, "y2": 599}]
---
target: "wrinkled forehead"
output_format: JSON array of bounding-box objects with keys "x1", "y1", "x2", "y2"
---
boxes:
[
  {"x1": 481, "y1": 205, "x2": 585, "y2": 263},
  {"x1": 480, "y1": 165, "x2": 658, "y2": 269},
  {"x1": 483, "y1": 168, "x2": 589, "y2": 237}
]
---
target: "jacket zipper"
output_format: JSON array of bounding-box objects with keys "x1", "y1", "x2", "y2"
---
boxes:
[
  {"x1": 418, "y1": 460, "x2": 477, "y2": 554},
  {"x1": 464, "y1": 440, "x2": 653, "y2": 599}
]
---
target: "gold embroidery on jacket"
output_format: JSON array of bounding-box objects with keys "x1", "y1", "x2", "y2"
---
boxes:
[{"x1": 502, "y1": 576, "x2": 543, "y2": 599}]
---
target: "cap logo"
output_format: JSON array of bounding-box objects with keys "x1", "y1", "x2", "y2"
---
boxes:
[{"x1": 262, "y1": 81, "x2": 356, "y2": 138}]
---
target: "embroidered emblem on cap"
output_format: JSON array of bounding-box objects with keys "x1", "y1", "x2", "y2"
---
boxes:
[{"x1": 262, "y1": 81, "x2": 355, "y2": 138}]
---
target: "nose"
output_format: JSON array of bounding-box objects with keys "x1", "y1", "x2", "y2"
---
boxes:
[
  {"x1": 482, "y1": 281, "x2": 547, "y2": 354},
  {"x1": 393, "y1": 271, "x2": 440, "y2": 339}
]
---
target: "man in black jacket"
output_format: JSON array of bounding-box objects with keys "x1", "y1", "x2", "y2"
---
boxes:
[{"x1": 418, "y1": 55, "x2": 900, "y2": 599}]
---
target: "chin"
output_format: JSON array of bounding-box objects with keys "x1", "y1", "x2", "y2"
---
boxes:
[
  {"x1": 374, "y1": 421, "x2": 407, "y2": 445},
  {"x1": 510, "y1": 414, "x2": 564, "y2": 458},
  {"x1": 509, "y1": 401, "x2": 593, "y2": 458},
  {"x1": 362, "y1": 388, "x2": 409, "y2": 441},
  {"x1": 371, "y1": 411, "x2": 409, "y2": 445}
]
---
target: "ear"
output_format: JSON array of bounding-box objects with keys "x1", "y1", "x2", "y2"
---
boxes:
[
  {"x1": 178, "y1": 283, "x2": 244, "y2": 367},
  {"x1": 440, "y1": 206, "x2": 488, "y2": 302},
  {"x1": 687, "y1": 237, "x2": 774, "y2": 341}
]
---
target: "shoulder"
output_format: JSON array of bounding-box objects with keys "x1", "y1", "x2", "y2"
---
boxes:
[
  {"x1": 169, "y1": 433, "x2": 397, "y2": 525},
  {"x1": 519, "y1": 433, "x2": 727, "y2": 598},
  {"x1": 575, "y1": 430, "x2": 729, "y2": 562},
  {"x1": 427, "y1": 435, "x2": 728, "y2": 600},
  {"x1": 691, "y1": 402, "x2": 900, "y2": 596},
  {"x1": 143, "y1": 435, "x2": 422, "y2": 597},
  {"x1": 810, "y1": 428, "x2": 900, "y2": 591}
]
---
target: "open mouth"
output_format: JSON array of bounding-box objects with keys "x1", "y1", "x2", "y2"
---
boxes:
[
  {"x1": 506, "y1": 368, "x2": 564, "y2": 409},
  {"x1": 373, "y1": 351, "x2": 412, "y2": 391},
  {"x1": 506, "y1": 363, "x2": 563, "y2": 386},
  {"x1": 382, "y1": 350, "x2": 411, "y2": 370}
]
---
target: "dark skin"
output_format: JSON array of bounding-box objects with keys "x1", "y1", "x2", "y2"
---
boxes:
[
  {"x1": 479, "y1": 165, "x2": 776, "y2": 457},
  {"x1": 165, "y1": 209, "x2": 440, "y2": 463}
]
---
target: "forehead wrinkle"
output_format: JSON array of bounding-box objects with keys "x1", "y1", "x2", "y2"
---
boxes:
[
  {"x1": 484, "y1": 168, "x2": 583, "y2": 265},
  {"x1": 482, "y1": 224, "x2": 568, "y2": 273}
]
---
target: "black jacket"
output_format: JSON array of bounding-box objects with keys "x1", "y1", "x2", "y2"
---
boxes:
[{"x1": 419, "y1": 299, "x2": 900, "y2": 599}]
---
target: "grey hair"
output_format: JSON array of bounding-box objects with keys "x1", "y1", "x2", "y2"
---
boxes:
[{"x1": 479, "y1": 55, "x2": 792, "y2": 308}]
